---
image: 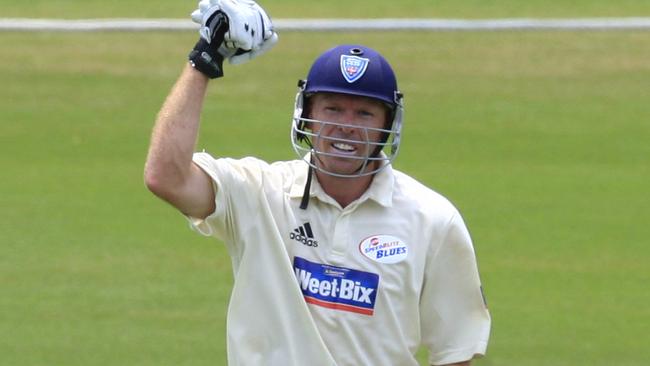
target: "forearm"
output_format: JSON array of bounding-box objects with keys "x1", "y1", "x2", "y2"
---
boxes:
[{"x1": 145, "y1": 64, "x2": 209, "y2": 193}]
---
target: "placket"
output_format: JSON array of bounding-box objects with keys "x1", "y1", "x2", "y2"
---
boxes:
[{"x1": 328, "y1": 204, "x2": 358, "y2": 263}]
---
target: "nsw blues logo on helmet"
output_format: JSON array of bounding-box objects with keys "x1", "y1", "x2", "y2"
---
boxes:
[{"x1": 340, "y1": 55, "x2": 370, "y2": 83}]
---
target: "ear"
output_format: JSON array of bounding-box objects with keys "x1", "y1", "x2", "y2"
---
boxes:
[
  {"x1": 301, "y1": 96, "x2": 314, "y2": 131},
  {"x1": 383, "y1": 104, "x2": 395, "y2": 129},
  {"x1": 302, "y1": 96, "x2": 312, "y2": 119}
]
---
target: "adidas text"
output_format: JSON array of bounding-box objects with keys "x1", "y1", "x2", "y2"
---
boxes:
[{"x1": 290, "y1": 232, "x2": 318, "y2": 247}]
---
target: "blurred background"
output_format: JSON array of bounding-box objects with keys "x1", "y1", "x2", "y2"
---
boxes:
[{"x1": 1, "y1": 1, "x2": 649, "y2": 365}]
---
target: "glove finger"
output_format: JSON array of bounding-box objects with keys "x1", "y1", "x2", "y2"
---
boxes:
[
  {"x1": 191, "y1": 9, "x2": 203, "y2": 23},
  {"x1": 261, "y1": 32, "x2": 279, "y2": 50},
  {"x1": 217, "y1": 43, "x2": 238, "y2": 59},
  {"x1": 199, "y1": 26, "x2": 210, "y2": 41},
  {"x1": 228, "y1": 32, "x2": 277, "y2": 64},
  {"x1": 253, "y1": 32, "x2": 278, "y2": 55},
  {"x1": 221, "y1": 1, "x2": 254, "y2": 50},
  {"x1": 198, "y1": 0, "x2": 212, "y2": 13},
  {"x1": 251, "y1": 10, "x2": 265, "y2": 47},
  {"x1": 254, "y1": 4, "x2": 275, "y2": 40},
  {"x1": 192, "y1": 0, "x2": 214, "y2": 23},
  {"x1": 228, "y1": 50, "x2": 251, "y2": 65},
  {"x1": 223, "y1": 30, "x2": 252, "y2": 51}
]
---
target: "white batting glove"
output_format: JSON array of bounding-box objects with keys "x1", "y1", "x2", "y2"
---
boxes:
[{"x1": 191, "y1": 0, "x2": 278, "y2": 65}]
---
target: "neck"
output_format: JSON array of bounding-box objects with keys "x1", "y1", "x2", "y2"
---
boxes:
[{"x1": 315, "y1": 171, "x2": 374, "y2": 208}]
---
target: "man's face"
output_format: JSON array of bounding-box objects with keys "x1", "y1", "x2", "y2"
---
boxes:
[{"x1": 307, "y1": 93, "x2": 388, "y2": 177}]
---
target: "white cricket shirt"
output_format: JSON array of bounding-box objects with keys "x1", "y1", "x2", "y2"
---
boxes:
[{"x1": 188, "y1": 152, "x2": 490, "y2": 366}]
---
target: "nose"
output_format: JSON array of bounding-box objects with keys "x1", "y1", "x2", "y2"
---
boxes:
[
  {"x1": 335, "y1": 121, "x2": 357, "y2": 135},
  {"x1": 332, "y1": 110, "x2": 363, "y2": 134}
]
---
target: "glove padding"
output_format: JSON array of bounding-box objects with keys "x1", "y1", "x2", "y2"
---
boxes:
[
  {"x1": 189, "y1": 0, "x2": 278, "y2": 78},
  {"x1": 189, "y1": 10, "x2": 229, "y2": 78}
]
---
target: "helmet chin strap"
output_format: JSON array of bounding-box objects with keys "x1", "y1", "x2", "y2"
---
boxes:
[
  {"x1": 300, "y1": 152, "x2": 379, "y2": 210},
  {"x1": 299, "y1": 159, "x2": 314, "y2": 210}
]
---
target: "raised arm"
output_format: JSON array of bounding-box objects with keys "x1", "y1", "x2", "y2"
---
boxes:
[
  {"x1": 144, "y1": 0, "x2": 278, "y2": 219},
  {"x1": 144, "y1": 65, "x2": 214, "y2": 218}
]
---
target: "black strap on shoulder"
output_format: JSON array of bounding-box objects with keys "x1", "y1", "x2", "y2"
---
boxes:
[{"x1": 299, "y1": 165, "x2": 313, "y2": 210}]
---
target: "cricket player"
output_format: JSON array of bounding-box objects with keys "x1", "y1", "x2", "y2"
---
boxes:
[{"x1": 144, "y1": 0, "x2": 491, "y2": 365}]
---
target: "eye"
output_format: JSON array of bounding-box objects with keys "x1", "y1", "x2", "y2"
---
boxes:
[
  {"x1": 357, "y1": 110, "x2": 374, "y2": 118},
  {"x1": 324, "y1": 106, "x2": 341, "y2": 113}
]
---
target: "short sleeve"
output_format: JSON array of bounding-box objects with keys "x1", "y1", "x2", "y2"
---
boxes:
[
  {"x1": 186, "y1": 152, "x2": 266, "y2": 251},
  {"x1": 420, "y1": 212, "x2": 491, "y2": 365}
]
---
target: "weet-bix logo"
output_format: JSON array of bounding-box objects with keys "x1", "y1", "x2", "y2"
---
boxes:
[
  {"x1": 294, "y1": 256, "x2": 379, "y2": 316},
  {"x1": 290, "y1": 222, "x2": 318, "y2": 247}
]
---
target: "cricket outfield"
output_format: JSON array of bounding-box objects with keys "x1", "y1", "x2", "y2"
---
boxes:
[{"x1": 1, "y1": 1, "x2": 649, "y2": 365}]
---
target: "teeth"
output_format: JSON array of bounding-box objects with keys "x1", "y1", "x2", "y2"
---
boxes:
[{"x1": 333, "y1": 143, "x2": 355, "y2": 152}]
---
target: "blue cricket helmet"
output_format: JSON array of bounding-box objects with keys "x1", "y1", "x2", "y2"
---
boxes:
[
  {"x1": 302, "y1": 45, "x2": 402, "y2": 107},
  {"x1": 291, "y1": 44, "x2": 405, "y2": 179}
]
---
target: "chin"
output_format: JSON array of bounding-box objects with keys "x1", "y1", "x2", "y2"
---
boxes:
[{"x1": 326, "y1": 162, "x2": 365, "y2": 176}]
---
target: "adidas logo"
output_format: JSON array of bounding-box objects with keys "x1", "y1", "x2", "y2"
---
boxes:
[{"x1": 290, "y1": 222, "x2": 318, "y2": 247}]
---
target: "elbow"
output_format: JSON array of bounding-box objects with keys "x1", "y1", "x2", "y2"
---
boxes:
[
  {"x1": 144, "y1": 169, "x2": 162, "y2": 196},
  {"x1": 144, "y1": 166, "x2": 164, "y2": 197},
  {"x1": 143, "y1": 163, "x2": 176, "y2": 201}
]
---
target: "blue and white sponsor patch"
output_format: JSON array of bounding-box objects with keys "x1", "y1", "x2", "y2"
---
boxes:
[
  {"x1": 293, "y1": 256, "x2": 379, "y2": 316},
  {"x1": 340, "y1": 55, "x2": 370, "y2": 83},
  {"x1": 359, "y1": 235, "x2": 408, "y2": 264}
]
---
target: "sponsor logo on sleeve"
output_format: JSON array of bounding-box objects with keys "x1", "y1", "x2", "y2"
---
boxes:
[
  {"x1": 293, "y1": 256, "x2": 379, "y2": 316},
  {"x1": 358, "y1": 235, "x2": 408, "y2": 264}
]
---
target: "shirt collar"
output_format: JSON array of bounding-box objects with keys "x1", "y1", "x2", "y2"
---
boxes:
[{"x1": 288, "y1": 154, "x2": 395, "y2": 208}]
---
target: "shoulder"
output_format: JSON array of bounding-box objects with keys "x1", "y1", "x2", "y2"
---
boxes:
[
  {"x1": 193, "y1": 152, "x2": 287, "y2": 176},
  {"x1": 193, "y1": 152, "x2": 305, "y2": 188},
  {"x1": 391, "y1": 170, "x2": 476, "y2": 262},
  {"x1": 269, "y1": 158, "x2": 307, "y2": 174},
  {"x1": 193, "y1": 152, "x2": 269, "y2": 170},
  {"x1": 391, "y1": 169, "x2": 460, "y2": 220}
]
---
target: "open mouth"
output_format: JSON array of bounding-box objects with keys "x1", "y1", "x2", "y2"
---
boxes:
[{"x1": 332, "y1": 142, "x2": 357, "y2": 154}]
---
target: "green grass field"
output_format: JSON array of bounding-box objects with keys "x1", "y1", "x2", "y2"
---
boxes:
[
  {"x1": 2, "y1": 0, "x2": 650, "y2": 18},
  {"x1": 2, "y1": 1, "x2": 650, "y2": 365}
]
